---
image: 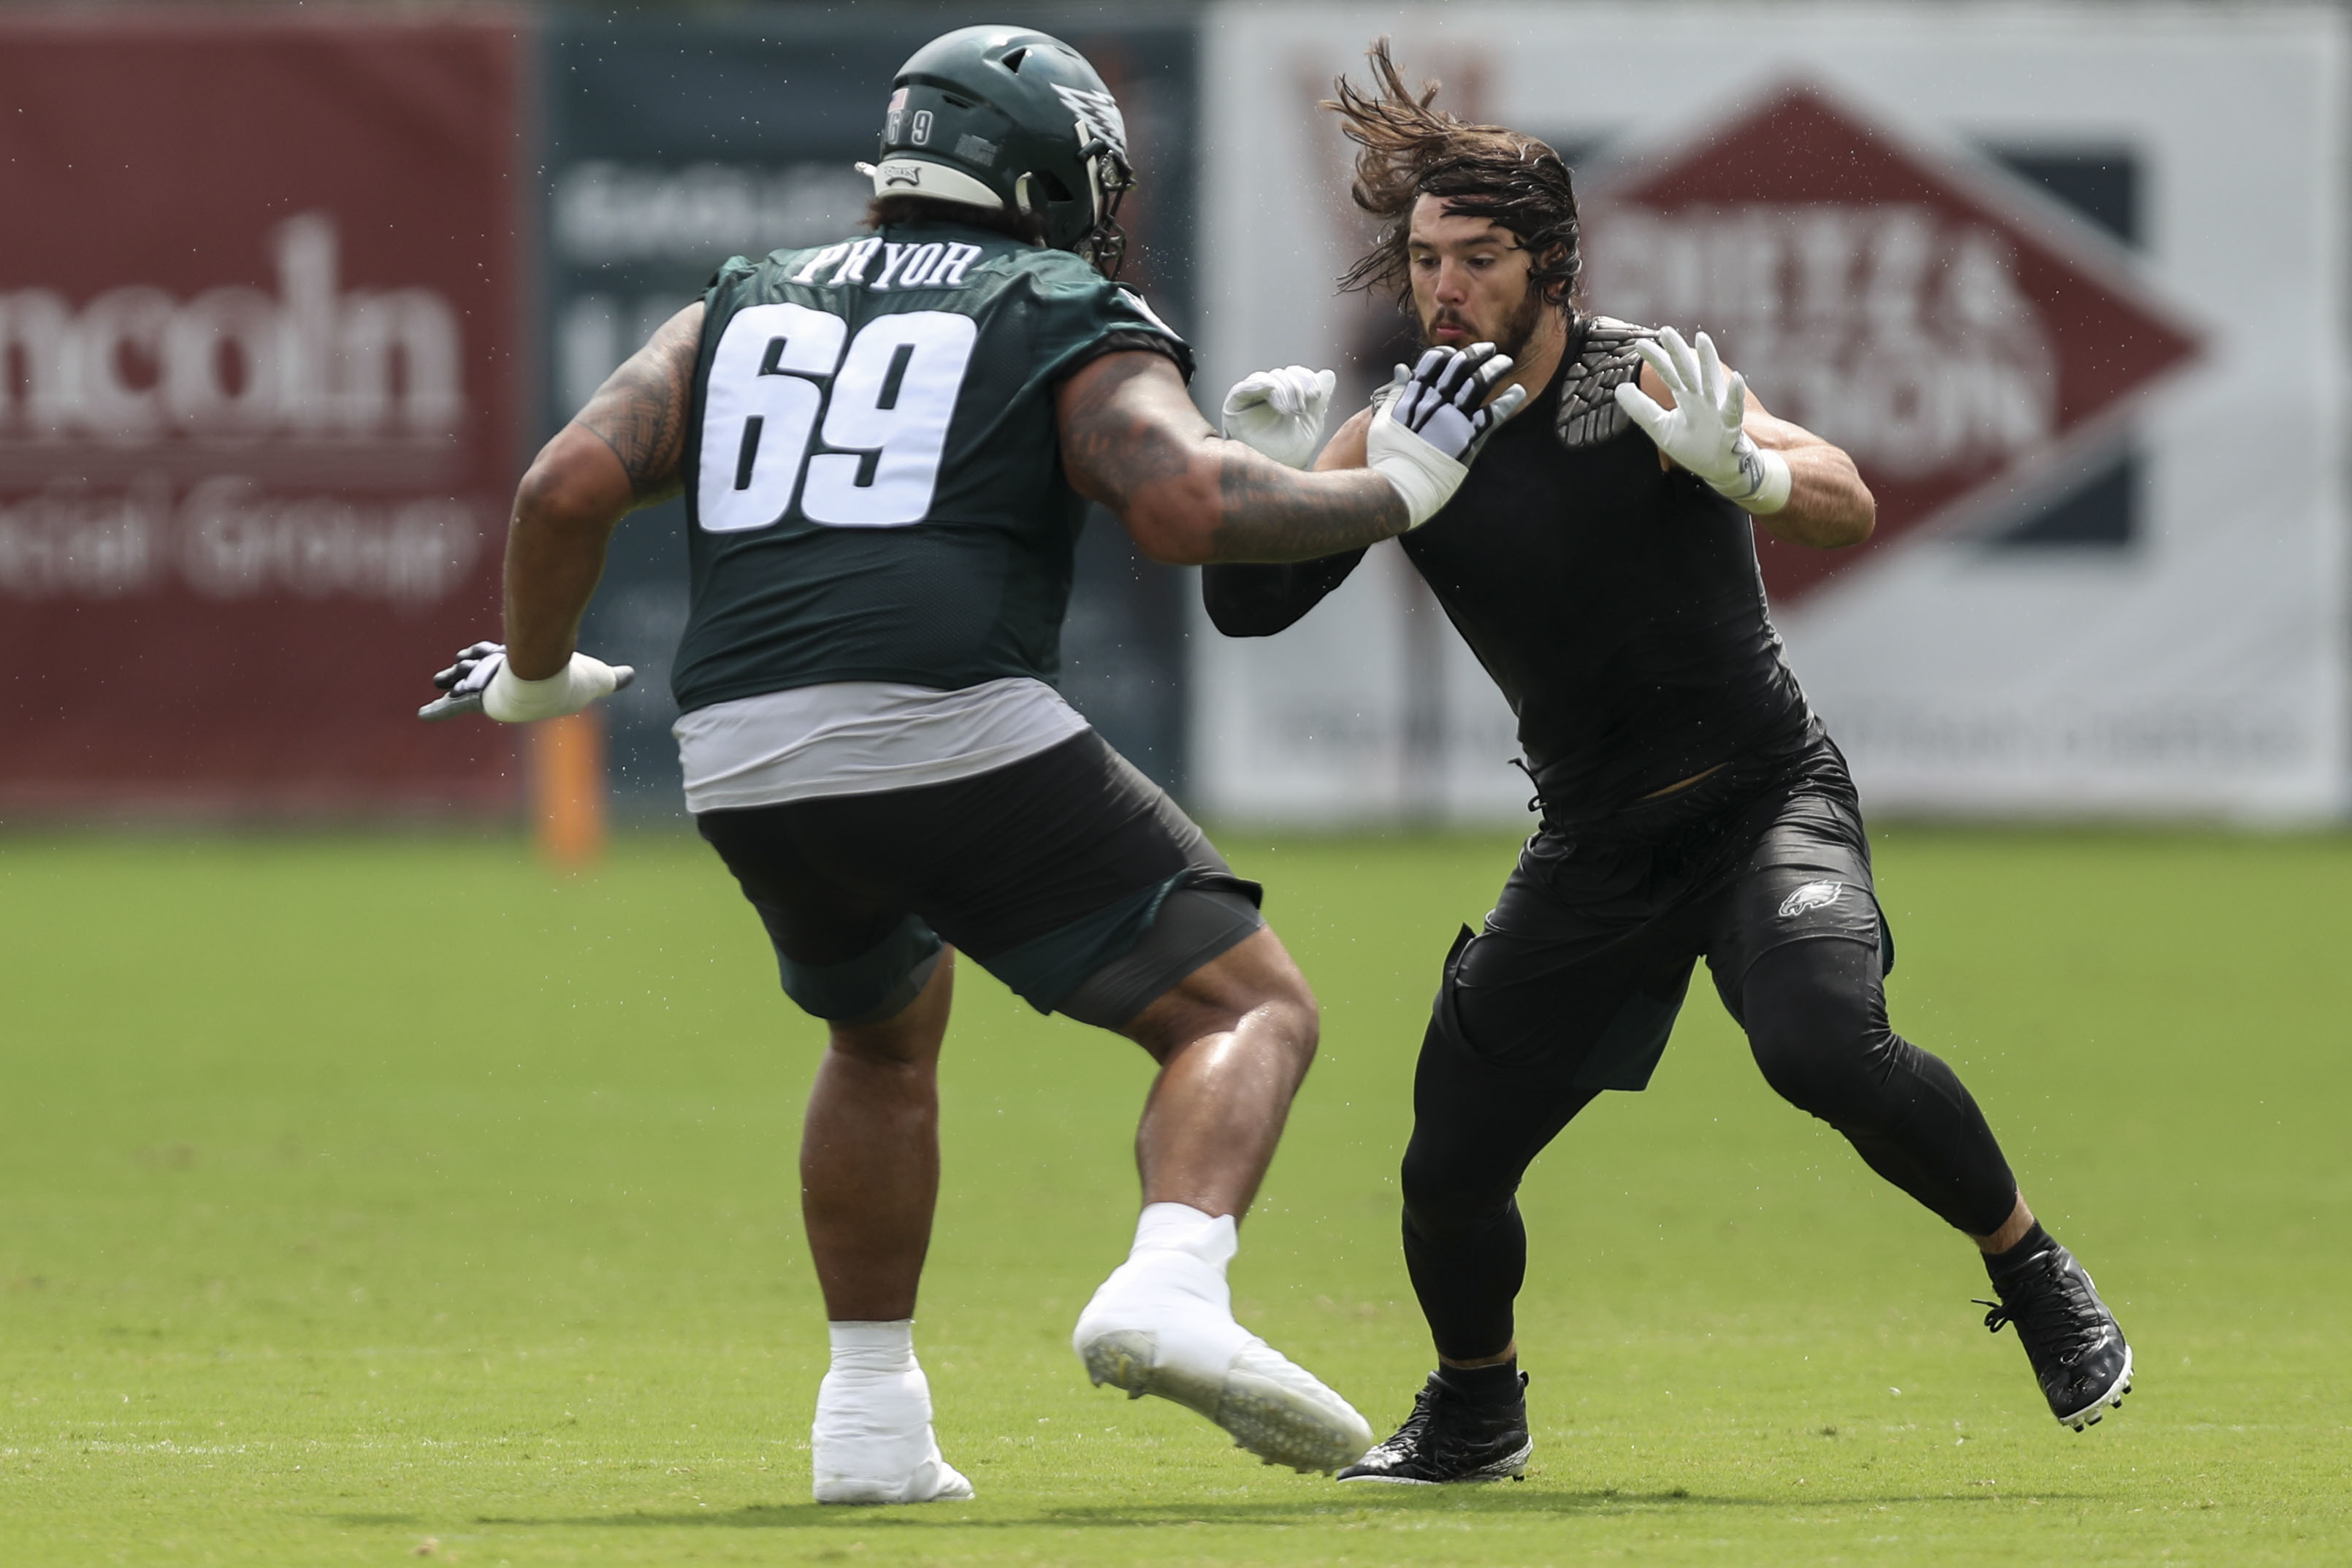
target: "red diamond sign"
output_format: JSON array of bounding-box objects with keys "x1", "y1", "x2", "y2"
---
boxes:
[{"x1": 1579, "y1": 81, "x2": 2202, "y2": 603}]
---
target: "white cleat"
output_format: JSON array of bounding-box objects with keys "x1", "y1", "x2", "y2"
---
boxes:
[
  {"x1": 1072, "y1": 1245, "x2": 1374, "y2": 1475},
  {"x1": 810, "y1": 1356, "x2": 974, "y2": 1504}
]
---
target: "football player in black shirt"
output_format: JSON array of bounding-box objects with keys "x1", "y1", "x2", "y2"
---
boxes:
[{"x1": 1205, "y1": 44, "x2": 2133, "y2": 1484}]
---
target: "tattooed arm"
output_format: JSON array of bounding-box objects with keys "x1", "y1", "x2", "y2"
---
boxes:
[
  {"x1": 1057, "y1": 351, "x2": 1410, "y2": 565},
  {"x1": 502, "y1": 302, "x2": 702, "y2": 678}
]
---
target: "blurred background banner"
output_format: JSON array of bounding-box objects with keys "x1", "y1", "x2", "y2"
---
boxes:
[
  {"x1": 0, "y1": 14, "x2": 527, "y2": 816},
  {"x1": 546, "y1": 11, "x2": 1201, "y2": 808},
  {"x1": 7, "y1": 4, "x2": 2345, "y2": 828},
  {"x1": 1194, "y1": 1, "x2": 2350, "y2": 824}
]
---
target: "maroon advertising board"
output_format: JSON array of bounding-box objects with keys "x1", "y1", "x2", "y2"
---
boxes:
[
  {"x1": 1581, "y1": 84, "x2": 2200, "y2": 605},
  {"x1": 0, "y1": 16, "x2": 525, "y2": 814}
]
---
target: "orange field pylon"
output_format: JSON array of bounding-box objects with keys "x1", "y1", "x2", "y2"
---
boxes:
[{"x1": 532, "y1": 711, "x2": 608, "y2": 870}]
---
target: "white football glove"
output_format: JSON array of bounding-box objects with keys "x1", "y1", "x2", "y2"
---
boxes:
[
  {"x1": 1221, "y1": 364, "x2": 1337, "y2": 470},
  {"x1": 1613, "y1": 326, "x2": 1791, "y2": 514},
  {"x1": 419, "y1": 640, "x2": 634, "y2": 723},
  {"x1": 1367, "y1": 343, "x2": 1530, "y2": 528}
]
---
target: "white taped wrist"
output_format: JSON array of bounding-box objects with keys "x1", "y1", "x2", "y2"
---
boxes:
[
  {"x1": 1711, "y1": 440, "x2": 1792, "y2": 515},
  {"x1": 1366, "y1": 402, "x2": 1467, "y2": 529},
  {"x1": 482, "y1": 652, "x2": 613, "y2": 723}
]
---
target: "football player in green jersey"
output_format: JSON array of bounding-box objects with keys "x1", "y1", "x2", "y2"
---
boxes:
[{"x1": 424, "y1": 26, "x2": 1525, "y2": 1504}]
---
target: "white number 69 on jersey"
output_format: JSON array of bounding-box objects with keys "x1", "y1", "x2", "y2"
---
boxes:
[{"x1": 697, "y1": 302, "x2": 978, "y2": 532}]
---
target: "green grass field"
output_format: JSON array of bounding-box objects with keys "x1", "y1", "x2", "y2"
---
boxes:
[{"x1": 3, "y1": 825, "x2": 2348, "y2": 1565}]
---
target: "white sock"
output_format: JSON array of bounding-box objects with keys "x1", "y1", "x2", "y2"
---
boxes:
[
  {"x1": 811, "y1": 1320, "x2": 973, "y2": 1504},
  {"x1": 1074, "y1": 1204, "x2": 1251, "y2": 1361},
  {"x1": 1130, "y1": 1202, "x2": 1239, "y2": 1271},
  {"x1": 828, "y1": 1317, "x2": 915, "y2": 1372}
]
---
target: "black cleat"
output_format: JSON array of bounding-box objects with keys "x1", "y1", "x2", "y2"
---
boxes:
[
  {"x1": 1977, "y1": 1239, "x2": 2133, "y2": 1430},
  {"x1": 1336, "y1": 1370, "x2": 1532, "y2": 1484}
]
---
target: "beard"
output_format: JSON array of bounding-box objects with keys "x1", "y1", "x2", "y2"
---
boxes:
[{"x1": 1421, "y1": 283, "x2": 1548, "y2": 361}]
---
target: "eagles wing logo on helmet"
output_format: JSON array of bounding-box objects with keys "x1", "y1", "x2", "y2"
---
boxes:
[
  {"x1": 1050, "y1": 83, "x2": 1128, "y2": 161},
  {"x1": 1776, "y1": 881, "x2": 1845, "y2": 919}
]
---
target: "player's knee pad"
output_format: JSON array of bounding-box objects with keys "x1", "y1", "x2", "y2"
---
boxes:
[
  {"x1": 1400, "y1": 1182, "x2": 1519, "y2": 1248},
  {"x1": 1739, "y1": 936, "x2": 1891, "y2": 1124},
  {"x1": 1400, "y1": 1135, "x2": 1519, "y2": 1243}
]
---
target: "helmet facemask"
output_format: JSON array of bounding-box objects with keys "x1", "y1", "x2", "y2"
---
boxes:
[{"x1": 1074, "y1": 134, "x2": 1134, "y2": 277}]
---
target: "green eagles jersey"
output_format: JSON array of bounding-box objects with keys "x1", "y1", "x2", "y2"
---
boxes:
[{"x1": 671, "y1": 221, "x2": 1193, "y2": 714}]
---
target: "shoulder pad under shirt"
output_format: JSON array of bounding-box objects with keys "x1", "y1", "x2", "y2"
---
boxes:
[{"x1": 1554, "y1": 315, "x2": 1657, "y2": 450}]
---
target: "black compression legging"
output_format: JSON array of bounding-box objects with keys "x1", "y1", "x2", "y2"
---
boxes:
[{"x1": 1400, "y1": 935, "x2": 2017, "y2": 1362}]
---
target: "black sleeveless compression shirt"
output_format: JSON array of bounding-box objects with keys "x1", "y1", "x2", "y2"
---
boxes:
[{"x1": 1204, "y1": 340, "x2": 1817, "y2": 823}]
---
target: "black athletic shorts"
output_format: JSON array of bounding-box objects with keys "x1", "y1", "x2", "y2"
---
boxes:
[
  {"x1": 695, "y1": 729, "x2": 1264, "y2": 1029},
  {"x1": 1438, "y1": 735, "x2": 1893, "y2": 1090}
]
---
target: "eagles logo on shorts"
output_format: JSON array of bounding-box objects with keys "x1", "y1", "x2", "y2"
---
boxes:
[{"x1": 1776, "y1": 880, "x2": 1845, "y2": 919}]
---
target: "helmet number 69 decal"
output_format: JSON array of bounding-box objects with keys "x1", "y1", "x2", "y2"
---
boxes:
[{"x1": 696, "y1": 302, "x2": 978, "y2": 532}]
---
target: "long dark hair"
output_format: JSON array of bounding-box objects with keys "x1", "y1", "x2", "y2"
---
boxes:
[{"x1": 1326, "y1": 40, "x2": 1581, "y2": 313}]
